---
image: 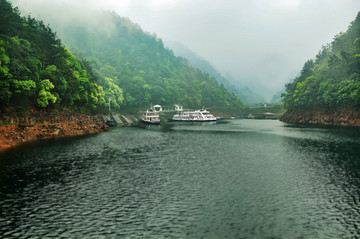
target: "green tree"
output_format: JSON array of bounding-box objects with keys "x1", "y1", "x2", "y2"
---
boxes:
[{"x1": 37, "y1": 79, "x2": 56, "y2": 107}]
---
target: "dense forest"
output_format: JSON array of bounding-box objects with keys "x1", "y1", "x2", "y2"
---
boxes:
[
  {"x1": 0, "y1": 0, "x2": 244, "y2": 113},
  {"x1": 283, "y1": 12, "x2": 360, "y2": 110}
]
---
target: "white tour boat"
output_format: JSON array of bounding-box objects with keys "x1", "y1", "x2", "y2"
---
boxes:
[
  {"x1": 172, "y1": 109, "x2": 217, "y2": 122},
  {"x1": 142, "y1": 110, "x2": 160, "y2": 124}
]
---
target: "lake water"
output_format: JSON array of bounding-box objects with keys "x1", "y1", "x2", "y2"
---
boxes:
[{"x1": 1, "y1": 119, "x2": 360, "y2": 238}]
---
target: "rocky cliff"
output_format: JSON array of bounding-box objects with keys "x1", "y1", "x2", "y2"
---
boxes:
[
  {"x1": 280, "y1": 108, "x2": 360, "y2": 127},
  {"x1": 0, "y1": 109, "x2": 109, "y2": 152}
]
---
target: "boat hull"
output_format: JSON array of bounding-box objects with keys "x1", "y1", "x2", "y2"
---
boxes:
[{"x1": 142, "y1": 119, "x2": 160, "y2": 125}]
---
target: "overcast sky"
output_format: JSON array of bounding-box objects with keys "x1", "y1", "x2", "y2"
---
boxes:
[{"x1": 12, "y1": 0, "x2": 360, "y2": 100}]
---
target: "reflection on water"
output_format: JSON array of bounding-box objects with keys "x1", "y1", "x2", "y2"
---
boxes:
[{"x1": 0, "y1": 119, "x2": 359, "y2": 238}]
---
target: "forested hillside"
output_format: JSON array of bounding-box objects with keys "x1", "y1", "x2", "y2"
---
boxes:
[
  {"x1": 283, "y1": 12, "x2": 360, "y2": 109},
  {"x1": 21, "y1": 6, "x2": 244, "y2": 112},
  {"x1": 1, "y1": 0, "x2": 244, "y2": 113},
  {"x1": 0, "y1": 0, "x2": 123, "y2": 112}
]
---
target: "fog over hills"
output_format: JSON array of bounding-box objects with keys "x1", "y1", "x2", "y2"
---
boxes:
[
  {"x1": 165, "y1": 41, "x2": 263, "y2": 105},
  {"x1": 9, "y1": 0, "x2": 244, "y2": 110}
]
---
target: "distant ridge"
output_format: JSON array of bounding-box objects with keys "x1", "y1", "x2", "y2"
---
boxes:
[{"x1": 165, "y1": 41, "x2": 263, "y2": 105}]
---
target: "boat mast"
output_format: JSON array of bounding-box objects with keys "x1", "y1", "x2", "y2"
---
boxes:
[{"x1": 109, "y1": 97, "x2": 111, "y2": 116}]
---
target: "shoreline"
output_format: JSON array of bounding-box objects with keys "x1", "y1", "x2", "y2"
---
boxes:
[
  {"x1": 0, "y1": 111, "x2": 109, "y2": 153},
  {"x1": 280, "y1": 108, "x2": 360, "y2": 127},
  {"x1": 4, "y1": 107, "x2": 360, "y2": 152}
]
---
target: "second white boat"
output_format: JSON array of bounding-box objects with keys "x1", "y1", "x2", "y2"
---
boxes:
[{"x1": 172, "y1": 109, "x2": 217, "y2": 122}]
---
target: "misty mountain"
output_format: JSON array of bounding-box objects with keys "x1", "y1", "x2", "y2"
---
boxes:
[
  {"x1": 270, "y1": 89, "x2": 285, "y2": 105},
  {"x1": 13, "y1": 1, "x2": 244, "y2": 111},
  {"x1": 166, "y1": 41, "x2": 263, "y2": 105}
]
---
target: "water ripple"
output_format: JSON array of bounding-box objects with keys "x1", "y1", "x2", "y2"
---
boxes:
[{"x1": 1, "y1": 121, "x2": 360, "y2": 238}]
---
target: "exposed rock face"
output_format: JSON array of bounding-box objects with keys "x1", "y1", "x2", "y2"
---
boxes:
[
  {"x1": 0, "y1": 109, "x2": 109, "y2": 152},
  {"x1": 280, "y1": 108, "x2": 360, "y2": 127}
]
